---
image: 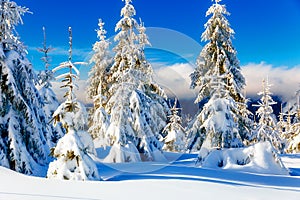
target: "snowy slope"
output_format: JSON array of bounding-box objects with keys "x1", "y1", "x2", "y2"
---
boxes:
[{"x1": 0, "y1": 152, "x2": 299, "y2": 200}]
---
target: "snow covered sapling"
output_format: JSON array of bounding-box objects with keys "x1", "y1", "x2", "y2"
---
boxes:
[
  {"x1": 87, "y1": 19, "x2": 112, "y2": 146},
  {"x1": 36, "y1": 27, "x2": 64, "y2": 147},
  {"x1": 47, "y1": 28, "x2": 99, "y2": 181},
  {"x1": 253, "y1": 78, "x2": 283, "y2": 153},
  {"x1": 162, "y1": 99, "x2": 186, "y2": 152},
  {"x1": 0, "y1": 0, "x2": 53, "y2": 174},
  {"x1": 187, "y1": 0, "x2": 247, "y2": 152}
]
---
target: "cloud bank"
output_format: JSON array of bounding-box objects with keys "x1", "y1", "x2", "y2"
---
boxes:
[
  {"x1": 51, "y1": 62, "x2": 300, "y2": 106},
  {"x1": 242, "y1": 62, "x2": 300, "y2": 100}
]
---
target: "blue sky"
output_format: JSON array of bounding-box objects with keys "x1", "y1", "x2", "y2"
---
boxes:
[
  {"x1": 15, "y1": 0, "x2": 300, "y2": 100},
  {"x1": 18, "y1": 0, "x2": 300, "y2": 66}
]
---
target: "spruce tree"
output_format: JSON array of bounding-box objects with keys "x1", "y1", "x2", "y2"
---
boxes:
[
  {"x1": 36, "y1": 27, "x2": 64, "y2": 147},
  {"x1": 87, "y1": 19, "x2": 112, "y2": 146},
  {"x1": 254, "y1": 78, "x2": 283, "y2": 153},
  {"x1": 187, "y1": 0, "x2": 247, "y2": 152},
  {"x1": 104, "y1": 0, "x2": 168, "y2": 162},
  {"x1": 0, "y1": 0, "x2": 53, "y2": 174},
  {"x1": 162, "y1": 99, "x2": 186, "y2": 152},
  {"x1": 47, "y1": 28, "x2": 99, "y2": 180},
  {"x1": 286, "y1": 92, "x2": 300, "y2": 153},
  {"x1": 196, "y1": 71, "x2": 243, "y2": 164}
]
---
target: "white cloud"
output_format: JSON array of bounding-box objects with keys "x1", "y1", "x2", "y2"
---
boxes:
[
  {"x1": 51, "y1": 61, "x2": 300, "y2": 105},
  {"x1": 153, "y1": 63, "x2": 197, "y2": 99},
  {"x1": 242, "y1": 62, "x2": 300, "y2": 100}
]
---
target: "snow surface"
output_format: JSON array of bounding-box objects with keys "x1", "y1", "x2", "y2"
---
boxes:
[{"x1": 0, "y1": 151, "x2": 300, "y2": 200}]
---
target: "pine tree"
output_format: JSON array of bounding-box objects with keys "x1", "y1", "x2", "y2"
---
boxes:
[
  {"x1": 190, "y1": 0, "x2": 245, "y2": 103},
  {"x1": 277, "y1": 105, "x2": 292, "y2": 148},
  {"x1": 87, "y1": 19, "x2": 112, "y2": 109},
  {"x1": 286, "y1": 91, "x2": 300, "y2": 153},
  {"x1": 196, "y1": 72, "x2": 243, "y2": 164},
  {"x1": 162, "y1": 99, "x2": 186, "y2": 152},
  {"x1": 36, "y1": 27, "x2": 64, "y2": 147},
  {"x1": 47, "y1": 28, "x2": 99, "y2": 180},
  {"x1": 104, "y1": 80, "x2": 142, "y2": 163},
  {"x1": 0, "y1": 0, "x2": 53, "y2": 174},
  {"x1": 287, "y1": 116, "x2": 300, "y2": 153},
  {"x1": 104, "y1": 0, "x2": 168, "y2": 162},
  {"x1": 187, "y1": 0, "x2": 247, "y2": 152},
  {"x1": 87, "y1": 19, "x2": 112, "y2": 146},
  {"x1": 253, "y1": 78, "x2": 283, "y2": 153}
]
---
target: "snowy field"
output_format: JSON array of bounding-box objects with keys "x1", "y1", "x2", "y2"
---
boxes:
[{"x1": 0, "y1": 150, "x2": 299, "y2": 200}]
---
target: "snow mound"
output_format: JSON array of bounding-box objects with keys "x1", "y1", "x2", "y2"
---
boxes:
[{"x1": 198, "y1": 142, "x2": 289, "y2": 175}]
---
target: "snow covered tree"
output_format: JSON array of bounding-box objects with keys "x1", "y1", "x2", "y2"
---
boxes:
[
  {"x1": 87, "y1": 19, "x2": 112, "y2": 110},
  {"x1": 190, "y1": 0, "x2": 245, "y2": 104},
  {"x1": 162, "y1": 99, "x2": 186, "y2": 152},
  {"x1": 285, "y1": 91, "x2": 300, "y2": 153},
  {"x1": 187, "y1": 0, "x2": 248, "y2": 151},
  {"x1": 277, "y1": 105, "x2": 292, "y2": 145},
  {"x1": 253, "y1": 78, "x2": 283, "y2": 153},
  {"x1": 196, "y1": 72, "x2": 243, "y2": 164},
  {"x1": 238, "y1": 97, "x2": 254, "y2": 143},
  {"x1": 104, "y1": 0, "x2": 168, "y2": 162},
  {"x1": 0, "y1": 0, "x2": 54, "y2": 174},
  {"x1": 47, "y1": 28, "x2": 99, "y2": 180},
  {"x1": 36, "y1": 27, "x2": 64, "y2": 147},
  {"x1": 286, "y1": 118, "x2": 300, "y2": 153},
  {"x1": 87, "y1": 19, "x2": 112, "y2": 146},
  {"x1": 104, "y1": 80, "x2": 142, "y2": 163}
]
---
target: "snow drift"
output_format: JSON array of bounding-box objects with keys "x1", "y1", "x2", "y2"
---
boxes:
[{"x1": 198, "y1": 141, "x2": 289, "y2": 175}]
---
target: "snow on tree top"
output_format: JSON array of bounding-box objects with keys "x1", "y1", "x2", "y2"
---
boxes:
[
  {"x1": 97, "y1": 19, "x2": 107, "y2": 41},
  {"x1": 121, "y1": 0, "x2": 136, "y2": 18}
]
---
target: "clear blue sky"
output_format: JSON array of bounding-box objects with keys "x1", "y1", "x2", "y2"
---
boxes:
[{"x1": 16, "y1": 0, "x2": 300, "y2": 70}]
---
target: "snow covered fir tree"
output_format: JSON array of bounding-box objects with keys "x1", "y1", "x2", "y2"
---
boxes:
[
  {"x1": 253, "y1": 78, "x2": 283, "y2": 153},
  {"x1": 183, "y1": 0, "x2": 286, "y2": 172},
  {"x1": 187, "y1": 0, "x2": 248, "y2": 154},
  {"x1": 283, "y1": 89, "x2": 300, "y2": 153},
  {"x1": 89, "y1": 0, "x2": 169, "y2": 162},
  {"x1": 195, "y1": 70, "x2": 243, "y2": 164},
  {"x1": 36, "y1": 27, "x2": 64, "y2": 147},
  {"x1": 287, "y1": 110, "x2": 300, "y2": 153},
  {"x1": 162, "y1": 99, "x2": 186, "y2": 152},
  {"x1": 87, "y1": 19, "x2": 112, "y2": 147},
  {"x1": 0, "y1": 0, "x2": 54, "y2": 175},
  {"x1": 47, "y1": 28, "x2": 99, "y2": 180}
]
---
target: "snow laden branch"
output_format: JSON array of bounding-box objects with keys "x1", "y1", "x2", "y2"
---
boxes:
[{"x1": 0, "y1": 0, "x2": 31, "y2": 49}]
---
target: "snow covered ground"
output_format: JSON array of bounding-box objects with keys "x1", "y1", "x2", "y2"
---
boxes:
[{"x1": 0, "y1": 151, "x2": 299, "y2": 200}]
